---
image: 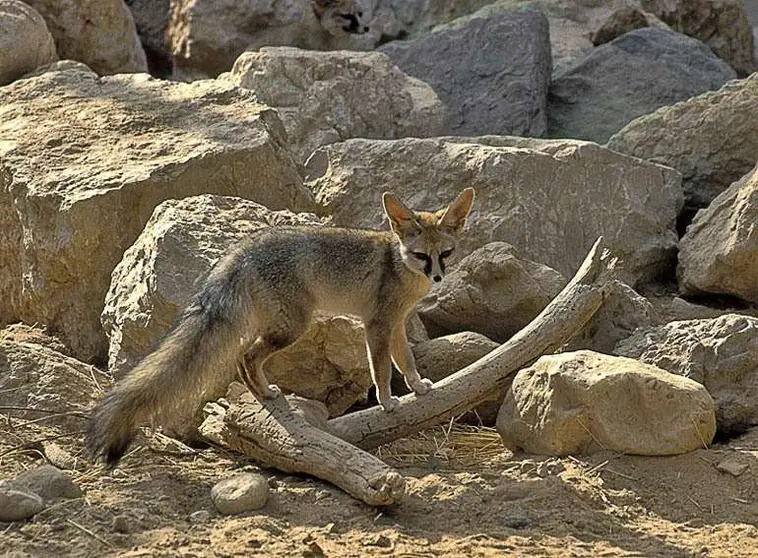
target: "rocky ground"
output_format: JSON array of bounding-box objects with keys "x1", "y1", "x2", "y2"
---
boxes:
[{"x1": 1, "y1": 413, "x2": 757, "y2": 557}]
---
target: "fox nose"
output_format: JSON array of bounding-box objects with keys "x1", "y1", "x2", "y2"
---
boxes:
[{"x1": 433, "y1": 275, "x2": 442, "y2": 283}]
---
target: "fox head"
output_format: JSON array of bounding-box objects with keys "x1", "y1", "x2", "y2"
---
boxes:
[
  {"x1": 311, "y1": 0, "x2": 373, "y2": 36},
  {"x1": 383, "y1": 188, "x2": 475, "y2": 283}
]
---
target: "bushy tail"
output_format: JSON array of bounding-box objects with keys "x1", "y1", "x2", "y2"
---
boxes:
[{"x1": 86, "y1": 264, "x2": 252, "y2": 467}]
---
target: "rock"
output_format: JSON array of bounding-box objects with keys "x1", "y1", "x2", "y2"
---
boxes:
[
  {"x1": 569, "y1": 282, "x2": 660, "y2": 354},
  {"x1": 307, "y1": 136, "x2": 682, "y2": 286},
  {"x1": 189, "y1": 510, "x2": 212, "y2": 523},
  {"x1": 614, "y1": 314, "x2": 758, "y2": 435},
  {"x1": 591, "y1": 6, "x2": 665, "y2": 46},
  {"x1": 0, "y1": 0, "x2": 57, "y2": 86},
  {"x1": 14, "y1": 465, "x2": 83, "y2": 502},
  {"x1": 225, "y1": 47, "x2": 444, "y2": 162},
  {"x1": 497, "y1": 350, "x2": 716, "y2": 455},
  {"x1": 370, "y1": 0, "x2": 496, "y2": 42},
  {"x1": 379, "y1": 7, "x2": 551, "y2": 137},
  {"x1": 548, "y1": 27, "x2": 736, "y2": 144},
  {"x1": 125, "y1": 0, "x2": 171, "y2": 77},
  {"x1": 0, "y1": 341, "x2": 108, "y2": 429},
  {"x1": 42, "y1": 442, "x2": 79, "y2": 472},
  {"x1": 0, "y1": 66, "x2": 313, "y2": 362},
  {"x1": 417, "y1": 242, "x2": 566, "y2": 342},
  {"x1": 678, "y1": 163, "x2": 758, "y2": 304},
  {"x1": 715, "y1": 457, "x2": 749, "y2": 477},
  {"x1": 640, "y1": 0, "x2": 756, "y2": 76},
  {"x1": 211, "y1": 473, "x2": 269, "y2": 515},
  {"x1": 607, "y1": 73, "x2": 758, "y2": 220},
  {"x1": 168, "y1": 0, "x2": 376, "y2": 80},
  {"x1": 111, "y1": 514, "x2": 132, "y2": 533},
  {"x1": 0, "y1": 482, "x2": 45, "y2": 522},
  {"x1": 103, "y1": 195, "x2": 371, "y2": 416},
  {"x1": 23, "y1": 0, "x2": 147, "y2": 75},
  {"x1": 412, "y1": 331, "x2": 501, "y2": 424},
  {"x1": 0, "y1": 324, "x2": 69, "y2": 356}
]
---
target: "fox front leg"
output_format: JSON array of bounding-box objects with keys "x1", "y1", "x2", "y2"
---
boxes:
[
  {"x1": 364, "y1": 321, "x2": 399, "y2": 412},
  {"x1": 391, "y1": 322, "x2": 433, "y2": 396}
]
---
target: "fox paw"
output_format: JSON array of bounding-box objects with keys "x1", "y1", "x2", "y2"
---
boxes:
[
  {"x1": 412, "y1": 378, "x2": 433, "y2": 395},
  {"x1": 380, "y1": 396, "x2": 400, "y2": 412}
]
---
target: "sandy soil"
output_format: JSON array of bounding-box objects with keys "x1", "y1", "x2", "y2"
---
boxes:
[{"x1": 1, "y1": 412, "x2": 757, "y2": 558}]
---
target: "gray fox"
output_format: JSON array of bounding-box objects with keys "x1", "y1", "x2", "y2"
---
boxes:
[{"x1": 86, "y1": 188, "x2": 475, "y2": 466}]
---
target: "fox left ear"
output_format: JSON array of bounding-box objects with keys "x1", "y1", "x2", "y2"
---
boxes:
[
  {"x1": 439, "y1": 188, "x2": 475, "y2": 233},
  {"x1": 383, "y1": 192, "x2": 420, "y2": 235}
]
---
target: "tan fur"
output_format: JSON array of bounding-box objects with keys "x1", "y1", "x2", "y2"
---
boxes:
[{"x1": 86, "y1": 188, "x2": 475, "y2": 467}]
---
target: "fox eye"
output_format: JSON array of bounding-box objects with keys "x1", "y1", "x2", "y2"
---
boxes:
[
  {"x1": 412, "y1": 251, "x2": 429, "y2": 260},
  {"x1": 357, "y1": 10, "x2": 363, "y2": 17},
  {"x1": 440, "y1": 249, "x2": 454, "y2": 258}
]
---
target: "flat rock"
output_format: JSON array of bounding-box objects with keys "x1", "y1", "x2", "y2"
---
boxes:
[
  {"x1": 607, "y1": 73, "x2": 758, "y2": 219},
  {"x1": 226, "y1": 47, "x2": 444, "y2": 162},
  {"x1": 548, "y1": 27, "x2": 736, "y2": 144},
  {"x1": 497, "y1": 350, "x2": 716, "y2": 456},
  {"x1": 211, "y1": 473, "x2": 269, "y2": 515},
  {"x1": 0, "y1": 0, "x2": 57, "y2": 86},
  {"x1": 678, "y1": 163, "x2": 758, "y2": 304},
  {"x1": 0, "y1": 482, "x2": 45, "y2": 522},
  {"x1": 380, "y1": 7, "x2": 551, "y2": 137},
  {"x1": 417, "y1": 242, "x2": 566, "y2": 342},
  {"x1": 0, "y1": 66, "x2": 313, "y2": 362},
  {"x1": 615, "y1": 314, "x2": 758, "y2": 435},
  {"x1": 103, "y1": 195, "x2": 372, "y2": 416},
  {"x1": 307, "y1": 136, "x2": 682, "y2": 286},
  {"x1": 24, "y1": 0, "x2": 147, "y2": 74}
]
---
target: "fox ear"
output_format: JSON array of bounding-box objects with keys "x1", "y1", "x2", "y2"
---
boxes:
[
  {"x1": 383, "y1": 192, "x2": 419, "y2": 235},
  {"x1": 439, "y1": 188, "x2": 475, "y2": 233}
]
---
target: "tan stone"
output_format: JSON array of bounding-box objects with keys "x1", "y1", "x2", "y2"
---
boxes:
[
  {"x1": 0, "y1": 0, "x2": 57, "y2": 86},
  {"x1": 497, "y1": 350, "x2": 716, "y2": 455},
  {"x1": 0, "y1": 66, "x2": 313, "y2": 362}
]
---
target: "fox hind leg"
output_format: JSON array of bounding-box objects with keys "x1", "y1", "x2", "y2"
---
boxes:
[{"x1": 391, "y1": 322, "x2": 433, "y2": 396}]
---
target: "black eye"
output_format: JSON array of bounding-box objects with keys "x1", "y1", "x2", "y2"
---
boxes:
[
  {"x1": 357, "y1": 11, "x2": 363, "y2": 17},
  {"x1": 412, "y1": 252, "x2": 429, "y2": 260},
  {"x1": 440, "y1": 249, "x2": 454, "y2": 258}
]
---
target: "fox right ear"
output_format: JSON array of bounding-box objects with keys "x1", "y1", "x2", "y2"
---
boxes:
[{"x1": 383, "y1": 192, "x2": 419, "y2": 235}]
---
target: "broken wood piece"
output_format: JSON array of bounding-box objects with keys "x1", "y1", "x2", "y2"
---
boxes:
[
  {"x1": 200, "y1": 391, "x2": 405, "y2": 506},
  {"x1": 328, "y1": 236, "x2": 619, "y2": 449}
]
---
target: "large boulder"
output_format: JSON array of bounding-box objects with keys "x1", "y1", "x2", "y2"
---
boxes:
[
  {"x1": 497, "y1": 350, "x2": 716, "y2": 455},
  {"x1": 0, "y1": 340, "x2": 108, "y2": 429},
  {"x1": 103, "y1": 195, "x2": 373, "y2": 416},
  {"x1": 607, "y1": 74, "x2": 758, "y2": 219},
  {"x1": 379, "y1": 7, "x2": 552, "y2": 137},
  {"x1": 548, "y1": 28, "x2": 736, "y2": 144},
  {"x1": 168, "y1": 0, "x2": 376, "y2": 80},
  {"x1": 0, "y1": 0, "x2": 57, "y2": 86},
  {"x1": 615, "y1": 314, "x2": 758, "y2": 436},
  {"x1": 417, "y1": 242, "x2": 566, "y2": 342},
  {"x1": 225, "y1": 48, "x2": 444, "y2": 162},
  {"x1": 640, "y1": 0, "x2": 756, "y2": 76},
  {"x1": 23, "y1": 0, "x2": 147, "y2": 75},
  {"x1": 306, "y1": 136, "x2": 682, "y2": 286},
  {"x1": 677, "y1": 163, "x2": 758, "y2": 304},
  {"x1": 0, "y1": 65, "x2": 314, "y2": 362}
]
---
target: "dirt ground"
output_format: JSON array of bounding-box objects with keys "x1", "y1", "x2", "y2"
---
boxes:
[{"x1": 1, "y1": 411, "x2": 757, "y2": 558}]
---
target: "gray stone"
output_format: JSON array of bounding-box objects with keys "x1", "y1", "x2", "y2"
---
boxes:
[
  {"x1": 0, "y1": 481, "x2": 45, "y2": 522},
  {"x1": 548, "y1": 27, "x2": 736, "y2": 144},
  {"x1": 14, "y1": 465, "x2": 83, "y2": 502},
  {"x1": 211, "y1": 473, "x2": 269, "y2": 515},
  {"x1": 614, "y1": 314, "x2": 758, "y2": 434},
  {"x1": 380, "y1": 7, "x2": 551, "y2": 137},
  {"x1": 125, "y1": 0, "x2": 171, "y2": 76},
  {"x1": 497, "y1": 350, "x2": 716, "y2": 455},
  {"x1": 591, "y1": 6, "x2": 664, "y2": 46},
  {"x1": 226, "y1": 47, "x2": 444, "y2": 162},
  {"x1": 307, "y1": 136, "x2": 682, "y2": 287},
  {"x1": 417, "y1": 242, "x2": 566, "y2": 342},
  {"x1": 0, "y1": 0, "x2": 57, "y2": 86},
  {"x1": 607, "y1": 73, "x2": 758, "y2": 217},
  {"x1": 678, "y1": 163, "x2": 758, "y2": 304}
]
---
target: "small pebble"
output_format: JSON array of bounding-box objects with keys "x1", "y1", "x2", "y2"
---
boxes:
[
  {"x1": 716, "y1": 457, "x2": 749, "y2": 477},
  {"x1": 211, "y1": 473, "x2": 269, "y2": 515},
  {"x1": 111, "y1": 514, "x2": 132, "y2": 534},
  {"x1": 14, "y1": 465, "x2": 83, "y2": 502},
  {"x1": 190, "y1": 510, "x2": 212, "y2": 523},
  {"x1": 0, "y1": 481, "x2": 45, "y2": 522}
]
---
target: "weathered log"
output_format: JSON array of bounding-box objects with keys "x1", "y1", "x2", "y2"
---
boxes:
[
  {"x1": 328, "y1": 236, "x2": 619, "y2": 449},
  {"x1": 200, "y1": 391, "x2": 405, "y2": 506}
]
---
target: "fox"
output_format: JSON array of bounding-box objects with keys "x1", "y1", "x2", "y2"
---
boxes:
[{"x1": 86, "y1": 188, "x2": 475, "y2": 467}]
